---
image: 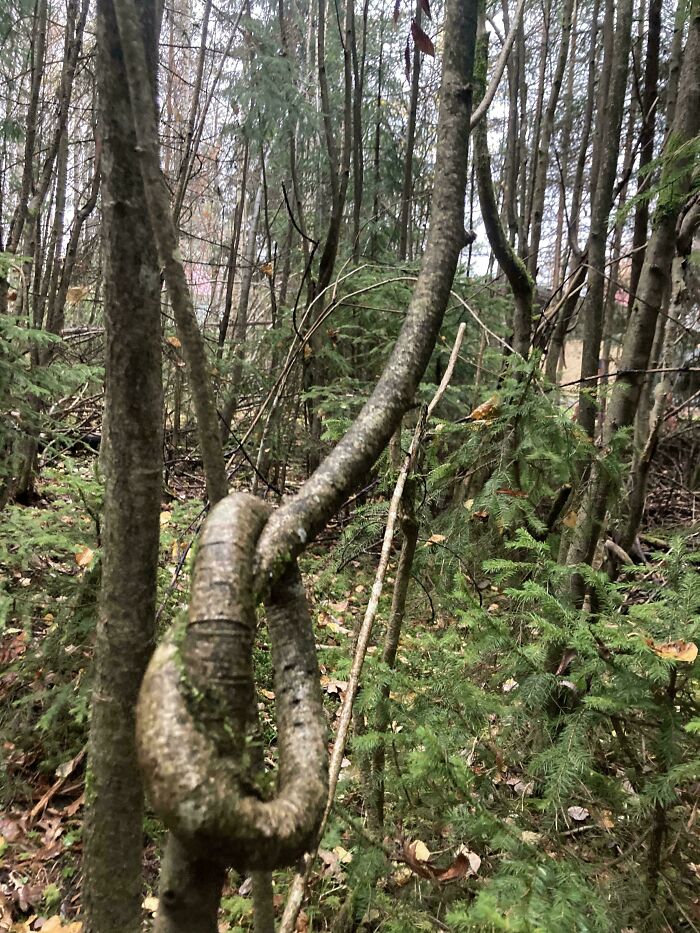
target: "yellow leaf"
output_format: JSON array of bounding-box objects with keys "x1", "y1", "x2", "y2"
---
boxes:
[
  {"x1": 647, "y1": 639, "x2": 698, "y2": 663},
  {"x1": 333, "y1": 845, "x2": 353, "y2": 864},
  {"x1": 468, "y1": 394, "x2": 499, "y2": 422},
  {"x1": 412, "y1": 840, "x2": 431, "y2": 862},
  {"x1": 74, "y1": 546, "x2": 94, "y2": 568},
  {"x1": 563, "y1": 510, "x2": 578, "y2": 528},
  {"x1": 160, "y1": 511, "x2": 171, "y2": 526},
  {"x1": 39, "y1": 920, "x2": 82, "y2": 933},
  {"x1": 166, "y1": 335, "x2": 182, "y2": 348},
  {"x1": 425, "y1": 533, "x2": 446, "y2": 546}
]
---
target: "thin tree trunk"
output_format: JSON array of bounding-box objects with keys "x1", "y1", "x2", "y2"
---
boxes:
[
  {"x1": 218, "y1": 141, "x2": 250, "y2": 354},
  {"x1": 576, "y1": 0, "x2": 633, "y2": 438},
  {"x1": 82, "y1": 0, "x2": 163, "y2": 928},
  {"x1": 221, "y1": 176, "x2": 263, "y2": 437},
  {"x1": 398, "y1": 0, "x2": 422, "y2": 261},
  {"x1": 565, "y1": 7, "x2": 699, "y2": 596},
  {"x1": 112, "y1": 0, "x2": 229, "y2": 505},
  {"x1": 473, "y1": 31, "x2": 533, "y2": 359},
  {"x1": 527, "y1": 0, "x2": 574, "y2": 280},
  {"x1": 628, "y1": 0, "x2": 662, "y2": 304},
  {"x1": 369, "y1": 482, "x2": 419, "y2": 828},
  {"x1": 138, "y1": 2, "x2": 478, "y2": 927}
]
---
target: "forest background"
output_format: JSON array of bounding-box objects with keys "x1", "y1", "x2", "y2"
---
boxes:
[{"x1": 0, "y1": 0, "x2": 699, "y2": 930}]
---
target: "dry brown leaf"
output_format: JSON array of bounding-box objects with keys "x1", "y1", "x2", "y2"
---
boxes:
[
  {"x1": 411, "y1": 18, "x2": 435, "y2": 55},
  {"x1": 425, "y1": 533, "x2": 446, "y2": 545},
  {"x1": 37, "y1": 919, "x2": 82, "y2": 933},
  {"x1": 646, "y1": 639, "x2": 698, "y2": 663},
  {"x1": 412, "y1": 840, "x2": 431, "y2": 862},
  {"x1": 74, "y1": 546, "x2": 94, "y2": 569},
  {"x1": 166, "y1": 335, "x2": 182, "y2": 348},
  {"x1": 468, "y1": 394, "x2": 499, "y2": 422}
]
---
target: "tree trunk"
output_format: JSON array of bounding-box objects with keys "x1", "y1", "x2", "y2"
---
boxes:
[
  {"x1": 628, "y1": 0, "x2": 662, "y2": 305},
  {"x1": 576, "y1": 0, "x2": 633, "y2": 438},
  {"x1": 565, "y1": 6, "x2": 699, "y2": 595},
  {"x1": 398, "y1": 0, "x2": 422, "y2": 261},
  {"x1": 82, "y1": 0, "x2": 163, "y2": 929}
]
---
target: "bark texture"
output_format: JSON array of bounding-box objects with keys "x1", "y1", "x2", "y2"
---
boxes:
[
  {"x1": 565, "y1": 6, "x2": 700, "y2": 592},
  {"x1": 82, "y1": 0, "x2": 163, "y2": 929},
  {"x1": 112, "y1": 0, "x2": 228, "y2": 505}
]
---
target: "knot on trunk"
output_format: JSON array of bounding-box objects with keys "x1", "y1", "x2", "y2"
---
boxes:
[{"x1": 136, "y1": 492, "x2": 328, "y2": 871}]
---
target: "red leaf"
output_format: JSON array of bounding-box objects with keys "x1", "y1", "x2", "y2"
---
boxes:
[
  {"x1": 404, "y1": 38, "x2": 411, "y2": 80},
  {"x1": 393, "y1": 0, "x2": 401, "y2": 23},
  {"x1": 411, "y1": 19, "x2": 435, "y2": 56},
  {"x1": 419, "y1": 0, "x2": 432, "y2": 20}
]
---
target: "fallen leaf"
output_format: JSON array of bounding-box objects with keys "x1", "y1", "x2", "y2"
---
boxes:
[
  {"x1": 333, "y1": 845, "x2": 353, "y2": 864},
  {"x1": 143, "y1": 896, "x2": 159, "y2": 913},
  {"x1": 74, "y1": 546, "x2": 94, "y2": 569},
  {"x1": 0, "y1": 817, "x2": 23, "y2": 841},
  {"x1": 646, "y1": 639, "x2": 698, "y2": 663},
  {"x1": 34, "y1": 916, "x2": 81, "y2": 932},
  {"x1": 520, "y1": 831, "x2": 542, "y2": 845},
  {"x1": 436, "y1": 851, "x2": 474, "y2": 882},
  {"x1": 567, "y1": 805, "x2": 590, "y2": 822},
  {"x1": 468, "y1": 394, "x2": 499, "y2": 422},
  {"x1": 425, "y1": 533, "x2": 446, "y2": 545},
  {"x1": 412, "y1": 840, "x2": 431, "y2": 862},
  {"x1": 159, "y1": 511, "x2": 171, "y2": 526},
  {"x1": 597, "y1": 810, "x2": 615, "y2": 830}
]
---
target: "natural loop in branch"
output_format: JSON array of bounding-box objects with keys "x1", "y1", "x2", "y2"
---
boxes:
[{"x1": 137, "y1": 492, "x2": 328, "y2": 871}]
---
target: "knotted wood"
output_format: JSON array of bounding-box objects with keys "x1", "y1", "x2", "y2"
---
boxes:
[{"x1": 137, "y1": 493, "x2": 327, "y2": 870}]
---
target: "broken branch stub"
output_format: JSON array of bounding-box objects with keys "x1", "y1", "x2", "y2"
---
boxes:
[{"x1": 137, "y1": 493, "x2": 328, "y2": 871}]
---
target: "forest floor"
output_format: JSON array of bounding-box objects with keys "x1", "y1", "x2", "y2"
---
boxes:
[{"x1": 0, "y1": 425, "x2": 699, "y2": 933}]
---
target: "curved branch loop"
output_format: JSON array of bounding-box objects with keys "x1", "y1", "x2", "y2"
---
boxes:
[{"x1": 137, "y1": 493, "x2": 327, "y2": 871}]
